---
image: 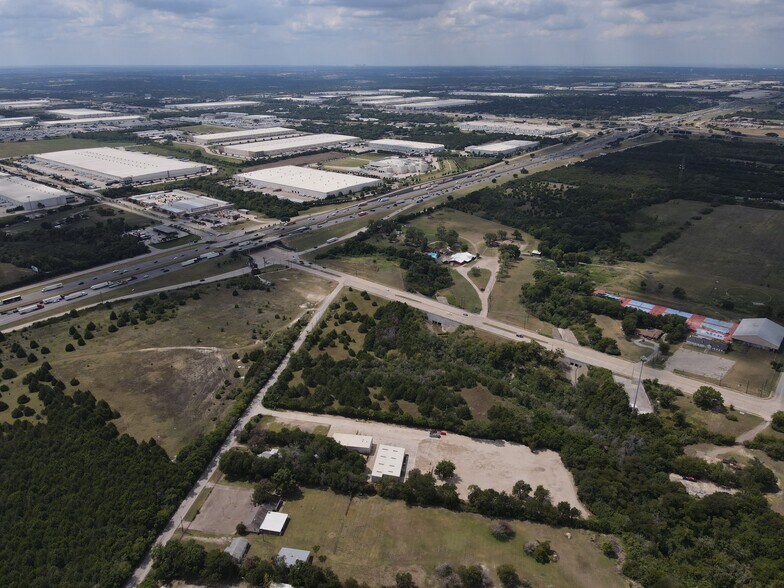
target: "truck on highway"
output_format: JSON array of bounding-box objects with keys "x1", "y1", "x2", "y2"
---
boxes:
[
  {"x1": 90, "y1": 281, "x2": 111, "y2": 290},
  {"x1": 181, "y1": 258, "x2": 198, "y2": 267},
  {"x1": 2, "y1": 295, "x2": 22, "y2": 305},
  {"x1": 18, "y1": 303, "x2": 44, "y2": 315},
  {"x1": 42, "y1": 295, "x2": 63, "y2": 304},
  {"x1": 41, "y1": 282, "x2": 63, "y2": 293},
  {"x1": 198, "y1": 251, "x2": 220, "y2": 260},
  {"x1": 63, "y1": 291, "x2": 88, "y2": 301},
  {"x1": 326, "y1": 237, "x2": 339, "y2": 244}
]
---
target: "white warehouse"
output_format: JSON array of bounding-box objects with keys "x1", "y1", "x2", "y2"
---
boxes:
[
  {"x1": 129, "y1": 190, "x2": 231, "y2": 216},
  {"x1": 370, "y1": 445, "x2": 407, "y2": 482},
  {"x1": 39, "y1": 115, "x2": 145, "y2": 127},
  {"x1": 466, "y1": 140, "x2": 539, "y2": 156},
  {"x1": 237, "y1": 165, "x2": 381, "y2": 202},
  {"x1": 366, "y1": 139, "x2": 445, "y2": 155},
  {"x1": 0, "y1": 173, "x2": 69, "y2": 211},
  {"x1": 192, "y1": 127, "x2": 300, "y2": 146},
  {"x1": 224, "y1": 134, "x2": 359, "y2": 159},
  {"x1": 171, "y1": 100, "x2": 260, "y2": 110},
  {"x1": 47, "y1": 108, "x2": 115, "y2": 119},
  {"x1": 457, "y1": 120, "x2": 572, "y2": 137},
  {"x1": 33, "y1": 148, "x2": 213, "y2": 184}
]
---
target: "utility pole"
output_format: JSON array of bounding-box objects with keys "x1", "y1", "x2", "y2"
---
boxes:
[{"x1": 633, "y1": 358, "x2": 645, "y2": 410}]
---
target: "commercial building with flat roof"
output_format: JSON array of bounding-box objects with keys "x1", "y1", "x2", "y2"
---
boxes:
[
  {"x1": 237, "y1": 166, "x2": 380, "y2": 201},
  {"x1": 391, "y1": 99, "x2": 476, "y2": 110},
  {"x1": 466, "y1": 139, "x2": 539, "y2": 156},
  {"x1": 366, "y1": 138, "x2": 445, "y2": 155},
  {"x1": 0, "y1": 173, "x2": 69, "y2": 211},
  {"x1": 332, "y1": 433, "x2": 373, "y2": 455},
  {"x1": 33, "y1": 148, "x2": 212, "y2": 184},
  {"x1": 0, "y1": 99, "x2": 51, "y2": 109},
  {"x1": 171, "y1": 100, "x2": 260, "y2": 110},
  {"x1": 458, "y1": 120, "x2": 571, "y2": 137},
  {"x1": 259, "y1": 511, "x2": 289, "y2": 535},
  {"x1": 370, "y1": 445, "x2": 406, "y2": 482},
  {"x1": 129, "y1": 190, "x2": 231, "y2": 216},
  {"x1": 224, "y1": 133, "x2": 359, "y2": 158},
  {"x1": 39, "y1": 115, "x2": 145, "y2": 127},
  {"x1": 193, "y1": 127, "x2": 300, "y2": 145},
  {"x1": 48, "y1": 108, "x2": 115, "y2": 119},
  {"x1": 732, "y1": 318, "x2": 784, "y2": 351}
]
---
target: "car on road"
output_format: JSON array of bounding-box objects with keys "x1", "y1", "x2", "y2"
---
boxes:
[
  {"x1": 162, "y1": 269, "x2": 169, "y2": 273},
  {"x1": 78, "y1": 281, "x2": 84, "y2": 285},
  {"x1": 515, "y1": 333, "x2": 525, "y2": 339}
]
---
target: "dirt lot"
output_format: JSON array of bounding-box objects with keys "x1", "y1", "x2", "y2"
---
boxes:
[
  {"x1": 666, "y1": 348, "x2": 735, "y2": 380},
  {"x1": 189, "y1": 484, "x2": 255, "y2": 535},
  {"x1": 668, "y1": 473, "x2": 737, "y2": 498},
  {"x1": 266, "y1": 410, "x2": 587, "y2": 515}
]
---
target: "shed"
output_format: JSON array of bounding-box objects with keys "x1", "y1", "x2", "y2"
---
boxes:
[
  {"x1": 224, "y1": 538, "x2": 250, "y2": 562},
  {"x1": 277, "y1": 547, "x2": 312, "y2": 567}
]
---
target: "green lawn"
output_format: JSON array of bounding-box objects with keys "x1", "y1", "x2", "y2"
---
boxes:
[
  {"x1": 440, "y1": 268, "x2": 481, "y2": 313},
  {"x1": 467, "y1": 267, "x2": 492, "y2": 290},
  {"x1": 190, "y1": 488, "x2": 625, "y2": 588}
]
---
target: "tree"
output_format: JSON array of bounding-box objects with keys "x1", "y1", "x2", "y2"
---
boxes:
[
  {"x1": 483, "y1": 232, "x2": 497, "y2": 246},
  {"x1": 65, "y1": 343, "x2": 75, "y2": 352},
  {"x1": 672, "y1": 287, "x2": 687, "y2": 299},
  {"x1": 693, "y1": 386, "x2": 724, "y2": 412},
  {"x1": 490, "y1": 520, "x2": 516, "y2": 541},
  {"x1": 252, "y1": 479, "x2": 277, "y2": 506},
  {"x1": 272, "y1": 467, "x2": 299, "y2": 498},
  {"x1": 512, "y1": 480, "x2": 531, "y2": 499},
  {"x1": 395, "y1": 571, "x2": 417, "y2": 588},
  {"x1": 434, "y1": 460, "x2": 456, "y2": 480},
  {"x1": 530, "y1": 541, "x2": 554, "y2": 564},
  {"x1": 457, "y1": 564, "x2": 490, "y2": 588},
  {"x1": 772, "y1": 411, "x2": 784, "y2": 433},
  {"x1": 621, "y1": 314, "x2": 638, "y2": 337},
  {"x1": 512, "y1": 230, "x2": 523, "y2": 241},
  {"x1": 151, "y1": 539, "x2": 206, "y2": 583},
  {"x1": 497, "y1": 564, "x2": 523, "y2": 588},
  {"x1": 200, "y1": 550, "x2": 239, "y2": 584}
]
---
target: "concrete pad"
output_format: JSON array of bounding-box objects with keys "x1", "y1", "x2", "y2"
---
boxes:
[{"x1": 666, "y1": 348, "x2": 735, "y2": 380}]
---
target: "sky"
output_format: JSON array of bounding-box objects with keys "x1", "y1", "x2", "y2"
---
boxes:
[{"x1": 0, "y1": 0, "x2": 782, "y2": 67}]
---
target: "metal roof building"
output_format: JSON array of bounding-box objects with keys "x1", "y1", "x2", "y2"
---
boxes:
[
  {"x1": 48, "y1": 108, "x2": 115, "y2": 119},
  {"x1": 457, "y1": 120, "x2": 572, "y2": 137},
  {"x1": 391, "y1": 99, "x2": 476, "y2": 110},
  {"x1": 224, "y1": 538, "x2": 250, "y2": 562},
  {"x1": 732, "y1": 318, "x2": 784, "y2": 351},
  {"x1": 277, "y1": 548, "x2": 311, "y2": 567},
  {"x1": 237, "y1": 165, "x2": 381, "y2": 201},
  {"x1": 193, "y1": 127, "x2": 300, "y2": 145},
  {"x1": 129, "y1": 190, "x2": 231, "y2": 216},
  {"x1": 332, "y1": 433, "x2": 373, "y2": 455},
  {"x1": 224, "y1": 133, "x2": 359, "y2": 158},
  {"x1": 466, "y1": 139, "x2": 539, "y2": 156},
  {"x1": 370, "y1": 444, "x2": 407, "y2": 482},
  {"x1": 171, "y1": 100, "x2": 260, "y2": 110},
  {"x1": 0, "y1": 173, "x2": 69, "y2": 211},
  {"x1": 259, "y1": 511, "x2": 289, "y2": 535},
  {"x1": 0, "y1": 99, "x2": 51, "y2": 109},
  {"x1": 32, "y1": 148, "x2": 212, "y2": 184},
  {"x1": 39, "y1": 115, "x2": 145, "y2": 127},
  {"x1": 366, "y1": 138, "x2": 445, "y2": 155}
]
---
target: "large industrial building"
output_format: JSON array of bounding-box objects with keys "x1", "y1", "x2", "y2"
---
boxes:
[
  {"x1": 391, "y1": 99, "x2": 476, "y2": 110},
  {"x1": 237, "y1": 166, "x2": 381, "y2": 202},
  {"x1": 457, "y1": 120, "x2": 572, "y2": 136},
  {"x1": 732, "y1": 318, "x2": 784, "y2": 351},
  {"x1": 129, "y1": 190, "x2": 231, "y2": 216},
  {"x1": 366, "y1": 138, "x2": 445, "y2": 155},
  {"x1": 0, "y1": 99, "x2": 51, "y2": 109},
  {"x1": 192, "y1": 127, "x2": 300, "y2": 145},
  {"x1": 40, "y1": 115, "x2": 145, "y2": 127},
  {"x1": 33, "y1": 148, "x2": 212, "y2": 184},
  {"x1": 466, "y1": 139, "x2": 539, "y2": 156},
  {"x1": 171, "y1": 100, "x2": 260, "y2": 110},
  {"x1": 0, "y1": 173, "x2": 69, "y2": 211},
  {"x1": 370, "y1": 445, "x2": 406, "y2": 482},
  {"x1": 224, "y1": 133, "x2": 359, "y2": 159},
  {"x1": 0, "y1": 117, "x2": 34, "y2": 129},
  {"x1": 365, "y1": 157, "x2": 430, "y2": 177},
  {"x1": 48, "y1": 108, "x2": 115, "y2": 119}
]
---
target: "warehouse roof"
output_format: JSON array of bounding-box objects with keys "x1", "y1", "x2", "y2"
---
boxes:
[
  {"x1": 193, "y1": 127, "x2": 298, "y2": 143},
  {"x1": 48, "y1": 108, "x2": 115, "y2": 118},
  {"x1": 733, "y1": 318, "x2": 784, "y2": 350},
  {"x1": 0, "y1": 99, "x2": 51, "y2": 109},
  {"x1": 367, "y1": 138, "x2": 445, "y2": 151},
  {"x1": 371, "y1": 445, "x2": 406, "y2": 479},
  {"x1": 0, "y1": 173, "x2": 69, "y2": 203},
  {"x1": 172, "y1": 100, "x2": 260, "y2": 110},
  {"x1": 239, "y1": 165, "x2": 379, "y2": 194},
  {"x1": 227, "y1": 133, "x2": 358, "y2": 156},
  {"x1": 34, "y1": 147, "x2": 206, "y2": 179},
  {"x1": 332, "y1": 433, "x2": 373, "y2": 451},
  {"x1": 467, "y1": 140, "x2": 539, "y2": 153},
  {"x1": 40, "y1": 115, "x2": 145, "y2": 127}
]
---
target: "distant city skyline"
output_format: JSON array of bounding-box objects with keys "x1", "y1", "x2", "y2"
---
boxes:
[{"x1": 0, "y1": 0, "x2": 782, "y2": 68}]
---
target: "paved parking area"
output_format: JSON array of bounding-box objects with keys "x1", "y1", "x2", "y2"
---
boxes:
[{"x1": 666, "y1": 348, "x2": 735, "y2": 380}]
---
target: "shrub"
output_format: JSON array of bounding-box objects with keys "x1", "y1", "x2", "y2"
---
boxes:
[
  {"x1": 65, "y1": 344, "x2": 75, "y2": 352},
  {"x1": 497, "y1": 564, "x2": 523, "y2": 588},
  {"x1": 694, "y1": 386, "x2": 724, "y2": 411},
  {"x1": 490, "y1": 521, "x2": 516, "y2": 542}
]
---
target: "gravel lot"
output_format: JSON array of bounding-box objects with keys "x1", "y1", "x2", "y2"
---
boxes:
[
  {"x1": 666, "y1": 347, "x2": 735, "y2": 380},
  {"x1": 189, "y1": 484, "x2": 255, "y2": 535}
]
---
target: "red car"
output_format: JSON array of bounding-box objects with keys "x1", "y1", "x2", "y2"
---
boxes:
[{"x1": 440, "y1": 431, "x2": 447, "y2": 436}]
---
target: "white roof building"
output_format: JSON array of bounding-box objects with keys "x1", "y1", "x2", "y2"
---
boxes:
[
  {"x1": 365, "y1": 157, "x2": 430, "y2": 177},
  {"x1": 391, "y1": 99, "x2": 476, "y2": 110},
  {"x1": 366, "y1": 139, "x2": 445, "y2": 155},
  {"x1": 370, "y1": 445, "x2": 406, "y2": 482},
  {"x1": 39, "y1": 115, "x2": 145, "y2": 127},
  {"x1": 332, "y1": 433, "x2": 373, "y2": 455},
  {"x1": 48, "y1": 108, "x2": 115, "y2": 119},
  {"x1": 444, "y1": 252, "x2": 476, "y2": 264},
  {"x1": 466, "y1": 140, "x2": 539, "y2": 156},
  {"x1": 0, "y1": 99, "x2": 51, "y2": 109},
  {"x1": 129, "y1": 190, "x2": 231, "y2": 216},
  {"x1": 237, "y1": 166, "x2": 381, "y2": 202},
  {"x1": 277, "y1": 548, "x2": 311, "y2": 567},
  {"x1": 0, "y1": 173, "x2": 69, "y2": 211},
  {"x1": 259, "y1": 511, "x2": 290, "y2": 535},
  {"x1": 457, "y1": 120, "x2": 572, "y2": 137},
  {"x1": 224, "y1": 538, "x2": 250, "y2": 562},
  {"x1": 732, "y1": 318, "x2": 784, "y2": 351},
  {"x1": 171, "y1": 100, "x2": 260, "y2": 110},
  {"x1": 32, "y1": 148, "x2": 212, "y2": 184},
  {"x1": 224, "y1": 133, "x2": 359, "y2": 159},
  {"x1": 193, "y1": 127, "x2": 300, "y2": 145},
  {"x1": 452, "y1": 91, "x2": 543, "y2": 98}
]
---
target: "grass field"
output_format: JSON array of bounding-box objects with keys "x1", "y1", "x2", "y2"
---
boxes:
[
  {"x1": 285, "y1": 211, "x2": 389, "y2": 251},
  {"x1": 0, "y1": 269, "x2": 335, "y2": 454},
  {"x1": 620, "y1": 199, "x2": 707, "y2": 253},
  {"x1": 467, "y1": 267, "x2": 492, "y2": 290},
  {"x1": 320, "y1": 255, "x2": 406, "y2": 290},
  {"x1": 407, "y1": 209, "x2": 524, "y2": 257},
  {"x1": 0, "y1": 137, "x2": 131, "y2": 159},
  {"x1": 150, "y1": 234, "x2": 201, "y2": 249},
  {"x1": 673, "y1": 397, "x2": 764, "y2": 438},
  {"x1": 188, "y1": 488, "x2": 624, "y2": 588},
  {"x1": 440, "y1": 268, "x2": 481, "y2": 313},
  {"x1": 127, "y1": 143, "x2": 239, "y2": 166},
  {"x1": 321, "y1": 153, "x2": 385, "y2": 168},
  {"x1": 487, "y1": 257, "x2": 553, "y2": 335}
]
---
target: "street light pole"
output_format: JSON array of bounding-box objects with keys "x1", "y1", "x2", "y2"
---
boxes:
[{"x1": 632, "y1": 357, "x2": 644, "y2": 410}]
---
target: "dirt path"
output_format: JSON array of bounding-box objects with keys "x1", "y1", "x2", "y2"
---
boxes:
[
  {"x1": 736, "y1": 419, "x2": 771, "y2": 443},
  {"x1": 455, "y1": 255, "x2": 500, "y2": 318}
]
